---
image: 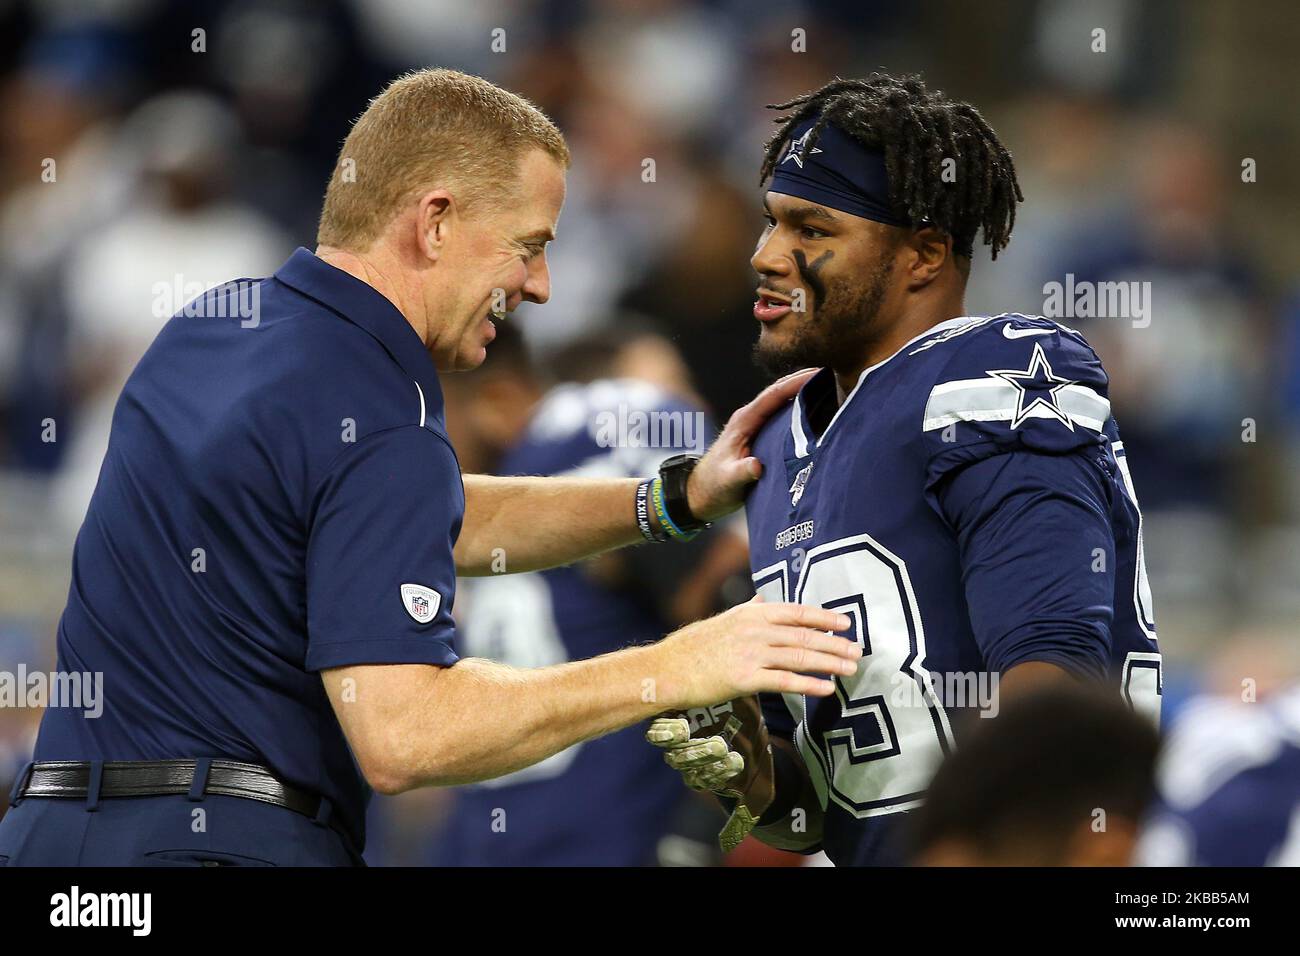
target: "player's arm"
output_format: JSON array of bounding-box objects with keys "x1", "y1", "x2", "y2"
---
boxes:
[
  {"x1": 1000, "y1": 660, "x2": 1076, "y2": 696},
  {"x1": 453, "y1": 369, "x2": 813, "y2": 574},
  {"x1": 323, "y1": 600, "x2": 859, "y2": 792},
  {"x1": 932, "y1": 447, "x2": 1117, "y2": 686},
  {"x1": 924, "y1": 325, "x2": 1121, "y2": 686},
  {"x1": 749, "y1": 738, "x2": 825, "y2": 852}
]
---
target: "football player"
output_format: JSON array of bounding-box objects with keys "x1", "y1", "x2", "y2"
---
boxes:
[
  {"x1": 650, "y1": 73, "x2": 1162, "y2": 866},
  {"x1": 425, "y1": 326, "x2": 748, "y2": 865},
  {"x1": 1136, "y1": 684, "x2": 1300, "y2": 867},
  {"x1": 908, "y1": 685, "x2": 1160, "y2": 866}
]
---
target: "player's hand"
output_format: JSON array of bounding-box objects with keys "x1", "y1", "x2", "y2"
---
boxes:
[
  {"x1": 655, "y1": 595, "x2": 858, "y2": 709},
  {"x1": 646, "y1": 714, "x2": 744, "y2": 793},
  {"x1": 646, "y1": 695, "x2": 776, "y2": 852},
  {"x1": 687, "y1": 368, "x2": 817, "y2": 521}
]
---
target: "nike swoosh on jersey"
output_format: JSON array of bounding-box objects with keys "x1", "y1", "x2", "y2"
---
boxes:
[{"x1": 1002, "y1": 324, "x2": 1055, "y2": 339}]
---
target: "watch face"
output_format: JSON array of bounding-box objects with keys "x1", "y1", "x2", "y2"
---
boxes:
[{"x1": 660, "y1": 454, "x2": 700, "y2": 476}]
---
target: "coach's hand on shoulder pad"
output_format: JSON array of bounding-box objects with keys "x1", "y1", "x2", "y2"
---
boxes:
[
  {"x1": 654, "y1": 595, "x2": 857, "y2": 709},
  {"x1": 687, "y1": 368, "x2": 817, "y2": 521}
]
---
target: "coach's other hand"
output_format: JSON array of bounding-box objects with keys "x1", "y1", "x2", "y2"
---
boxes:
[
  {"x1": 656, "y1": 596, "x2": 857, "y2": 707},
  {"x1": 687, "y1": 368, "x2": 817, "y2": 521}
]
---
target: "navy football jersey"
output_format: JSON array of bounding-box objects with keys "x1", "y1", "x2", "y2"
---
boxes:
[
  {"x1": 430, "y1": 379, "x2": 709, "y2": 866},
  {"x1": 745, "y1": 313, "x2": 1162, "y2": 866},
  {"x1": 1137, "y1": 688, "x2": 1300, "y2": 867}
]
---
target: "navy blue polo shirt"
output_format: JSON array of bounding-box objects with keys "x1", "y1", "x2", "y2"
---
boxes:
[{"x1": 34, "y1": 248, "x2": 464, "y2": 850}]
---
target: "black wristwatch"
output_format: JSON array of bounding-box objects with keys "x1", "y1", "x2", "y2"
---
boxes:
[{"x1": 658, "y1": 454, "x2": 711, "y2": 535}]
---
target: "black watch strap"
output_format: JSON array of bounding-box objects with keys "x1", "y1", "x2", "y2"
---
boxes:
[{"x1": 658, "y1": 454, "x2": 709, "y2": 535}]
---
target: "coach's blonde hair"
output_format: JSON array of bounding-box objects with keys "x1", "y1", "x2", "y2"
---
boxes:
[{"x1": 317, "y1": 68, "x2": 570, "y2": 250}]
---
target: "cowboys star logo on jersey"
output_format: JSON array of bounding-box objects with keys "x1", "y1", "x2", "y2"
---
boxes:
[
  {"x1": 400, "y1": 583, "x2": 441, "y2": 624},
  {"x1": 920, "y1": 318, "x2": 1112, "y2": 437},
  {"x1": 986, "y1": 341, "x2": 1076, "y2": 431}
]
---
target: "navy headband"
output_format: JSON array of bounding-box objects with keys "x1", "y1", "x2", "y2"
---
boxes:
[
  {"x1": 768, "y1": 118, "x2": 911, "y2": 229},
  {"x1": 769, "y1": 117, "x2": 972, "y2": 257}
]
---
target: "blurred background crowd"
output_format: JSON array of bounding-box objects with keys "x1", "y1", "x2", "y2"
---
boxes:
[{"x1": 0, "y1": 0, "x2": 1297, "y2": 866}]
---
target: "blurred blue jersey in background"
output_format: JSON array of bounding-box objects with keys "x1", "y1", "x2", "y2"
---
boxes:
[{"x1": 425, "y1": 378, "x2": 727, "y2": 866}]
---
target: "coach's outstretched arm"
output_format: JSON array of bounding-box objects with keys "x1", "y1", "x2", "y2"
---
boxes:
[
  {"x1": 452, "y1": 369, "x2": 814, "y2": 575},
  {"x1": 322, "y1": 599, "x2": 860, "y2": 793}
]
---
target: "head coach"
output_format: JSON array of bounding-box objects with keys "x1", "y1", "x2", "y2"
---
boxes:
[{"x1": 0, "y1": 69, "x2": 859, "y2": 866}]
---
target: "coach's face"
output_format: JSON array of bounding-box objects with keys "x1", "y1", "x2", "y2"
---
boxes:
[
  {"x1": 750, "y1": 191, "x2": 903, "y2": 378},
  {"x1": 426, "y1": 149, "x2": 565, "y2": 371}
]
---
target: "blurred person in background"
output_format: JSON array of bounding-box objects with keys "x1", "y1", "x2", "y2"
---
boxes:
[
  {"x1": 50, "y1": 91, "x2": 289, "y2": 535},
  {"x1": 1042, "y1": 122, "x2": 1275, "y2": 661},
  {"x1": 618, "y1": 163, "x2": 773, "y2": 423},
  {"x1": 0, "y1": 23, "x2": 140, "y2": 473},
  {"x1": 909, "y1": 686, "x2": 1161, "y2": 866},
  {"x1": 1136, "y1": 683, "x2": 1300, "y2": 866},
  {"x1": 508, "y1": 82, "x2": 696, "y2": 350},
  {"x1": 409, "y1": 321, "x2": 754, "y2": 866},
  {"x1": 0, "y1": 20, "x2": 156, "y2": 811},
  {"x1": 1052, "y1": 122, "x2": 1269, "y2": 516}
]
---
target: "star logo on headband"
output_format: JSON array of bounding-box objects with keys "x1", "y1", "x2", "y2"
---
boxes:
[{"x1": 782, "y1": 128, "x2": 824, "y2": 169}]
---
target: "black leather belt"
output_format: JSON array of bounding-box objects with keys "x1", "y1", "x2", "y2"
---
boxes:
[{"x1": 15, "y1": 759, "x2": 355, "y2": 851}]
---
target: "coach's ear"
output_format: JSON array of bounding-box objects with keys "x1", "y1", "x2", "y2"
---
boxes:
[
  {"x1": 903, "y1": 226, "x2": 952, "y2": 290},
  {"x1": 415, "y1": 189, "x2": 456, "y2": 264}
]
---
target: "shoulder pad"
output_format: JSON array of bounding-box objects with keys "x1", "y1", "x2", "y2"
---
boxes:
[{"x1": 923, "y1": 315, "x2": 1110, "y2": 447}]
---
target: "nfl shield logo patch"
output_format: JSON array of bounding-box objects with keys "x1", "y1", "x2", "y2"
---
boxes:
[{"x1": 400, "y1": 583, "x2": 441, "y2": 624}]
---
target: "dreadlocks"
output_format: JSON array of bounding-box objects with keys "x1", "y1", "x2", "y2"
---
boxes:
[{"x1": 760, "y1": 74, "x2": 1023, "y2": 260}]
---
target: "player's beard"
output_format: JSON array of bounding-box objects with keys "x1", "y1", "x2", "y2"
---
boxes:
[{"x1": 753, "y1": 252, "x2": 895, "y2": 380}]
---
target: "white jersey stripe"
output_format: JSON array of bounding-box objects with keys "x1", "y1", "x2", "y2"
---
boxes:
[
  {"x1": 791, "y1": 394, "x2": 809, "y2": 458},
  {"x1": 922, "y1": 378, "x2": 1111, "y2": 433}
]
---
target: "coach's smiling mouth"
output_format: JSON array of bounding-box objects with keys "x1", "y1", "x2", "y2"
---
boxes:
[{"x1": 490, "y1": 289, "x2": 524, "y2": 324}]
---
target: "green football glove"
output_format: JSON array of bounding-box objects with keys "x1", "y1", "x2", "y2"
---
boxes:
[{"x1": 647, "y1": 697, "x2": 775, "y2": 853}]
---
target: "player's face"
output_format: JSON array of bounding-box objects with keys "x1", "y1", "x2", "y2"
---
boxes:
[
  {"x1": 750, "y1": 191, "x2": 902, "y2": 378},
  {"x1": 433, "y1": 149, "x2": 565, "y2": 372}
]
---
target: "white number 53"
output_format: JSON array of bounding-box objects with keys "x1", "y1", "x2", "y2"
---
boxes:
[{"x1": 753, "y1": 534, "x2": 954, "y2": 819}]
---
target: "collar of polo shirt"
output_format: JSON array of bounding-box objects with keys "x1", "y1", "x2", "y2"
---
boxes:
[{"x1": 275, "y1": 248, "x2": 445, "y2": 430}]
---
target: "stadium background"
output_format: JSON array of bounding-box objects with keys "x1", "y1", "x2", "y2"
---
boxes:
[{"x1": 0, "y1": 0, "x2": 1296, "y2": 865}]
